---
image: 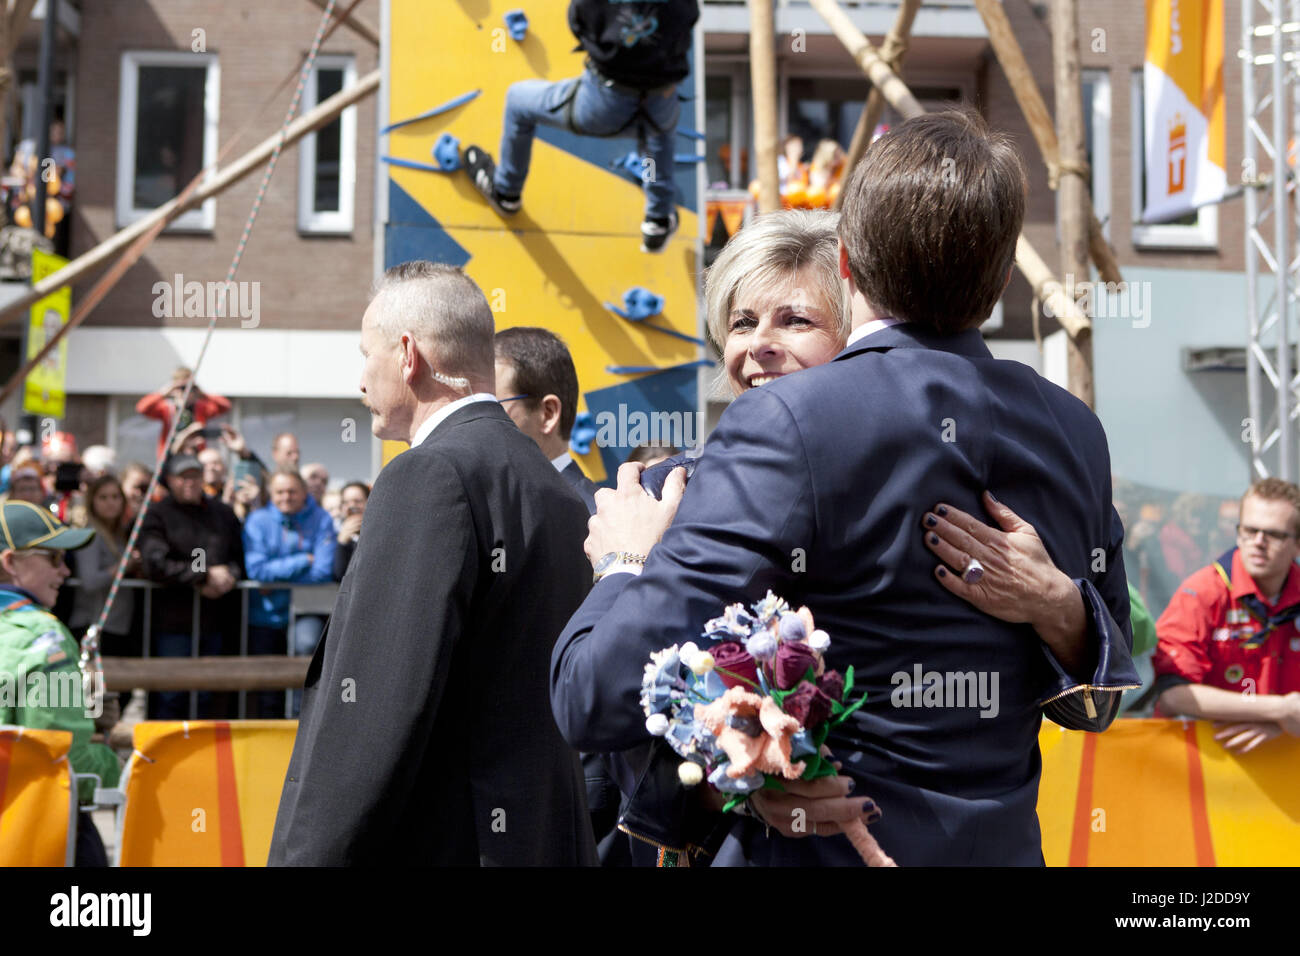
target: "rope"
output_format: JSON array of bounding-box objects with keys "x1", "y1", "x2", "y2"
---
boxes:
[
  {"x1": 1047, "y1": 158, "x2": 1092, "y2": 190},
  {"x1": 78, "y1": 0, "x2": 341, "y2": 691}
]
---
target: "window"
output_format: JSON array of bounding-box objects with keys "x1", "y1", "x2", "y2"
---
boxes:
[
  {"x1": 1082, "y1": 69, "x2": 1111, "y2": 240},
  {"x1": 1130, "y1": 69, "x2": 1217, "y2": 249},
  {"x1": 298, "y1": 55, "x2": 357, "y2": 234},
  {"x1": 117, "y1": 51, "x2": 220, "y2": 231}
]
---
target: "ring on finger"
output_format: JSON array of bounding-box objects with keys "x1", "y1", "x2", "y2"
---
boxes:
[{"x1": 962, "y1": 556, "x2": 984, "y2": 584}]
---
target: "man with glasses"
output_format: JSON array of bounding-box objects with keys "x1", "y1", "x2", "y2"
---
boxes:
[
  {"x1": 0, "y1": 499, "x2": 119, "y2": 865},
  {"x1": 1154, "y1": 478, "x2": 1300, "y2": 751}
]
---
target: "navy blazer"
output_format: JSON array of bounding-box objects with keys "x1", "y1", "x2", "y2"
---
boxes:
[{"x1": 551, "y1": 324, "x2": 1139, "y2": 866}]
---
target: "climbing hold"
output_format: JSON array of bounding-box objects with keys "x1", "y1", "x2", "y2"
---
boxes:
[
  {"x1": 433, "y1": 133, "x2": 461, "y2": 171},
  {"x1": 504, "y1": 9, "x2": 528, "y2": 41},
  {"x1": 611, "y1": 150, "x2": 647, "y2": 184},
  {"x1": 381, "y1": 89, "x2": 481, "y2": 134},
  {"x1": 569, "y1": 411, "x2": 597, "y2": 456},
  {"x1": 609, "y1": 286, "x2": 665, "y2": 321}
]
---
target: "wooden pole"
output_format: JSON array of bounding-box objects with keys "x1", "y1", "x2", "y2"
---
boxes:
[
  {"x1": 1051, "y1": 0, "x2": 1094, "y2": 407},
  {"x1": 807, "y1": 0, "x2": 1093, "y2": 349},
  {"x1": 971, "y1": 0, "x2": 1121, "y2": 284},
  {"x1": 750, "y1": 0, "x2": 780, "y2": 213},
  {"x1": 102, "y1": 656, "x2": 311, "y2": 692},
  {"x1": 835, "y1": 0, "x2": 922, "y2": 210},
  {"x1": 0, "y1": 68, "x2": 380, "y2": 329}
]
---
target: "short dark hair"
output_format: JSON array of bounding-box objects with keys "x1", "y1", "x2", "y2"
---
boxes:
[
  {"x1": 494, "y1": 328, "x2": 580, "y2": 440},
  {"x1": 838, "y1": 107, "x2": 1026, "y2": 334},
  {"x1": 340, "y1": 481, "x2": 370, "y2": 500}
]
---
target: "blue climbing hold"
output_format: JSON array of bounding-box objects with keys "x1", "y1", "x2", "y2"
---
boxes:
[
  {"x1": 433, "y1": 133, "x2": 460, "y2": 171},
  {"x1": 611, "y1": 287, "x2": 664, "y2": 322},
  {"x1": 569, "y1": 411, "x2": 597, "y2": 456},
  {"x1": 504, "y1": 9, "x2": 528, "y2": 41},
  {"x1": 611, "y1": 150, "x2": 646, "y2": 184}
]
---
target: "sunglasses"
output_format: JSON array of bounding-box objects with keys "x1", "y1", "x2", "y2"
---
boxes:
[{"x1": 21, "y1": 548, "x2": 66, "y2": 567}]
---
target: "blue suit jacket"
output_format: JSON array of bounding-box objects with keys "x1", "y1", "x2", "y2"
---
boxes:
[{"x1": 551, "y1": 324, "x2": 1139, "y2": 866}]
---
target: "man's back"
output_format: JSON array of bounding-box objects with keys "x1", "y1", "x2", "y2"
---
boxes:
[
  {"x1": 554, "y1": 324, "x2": 1128, "y2": 865},
  {"x1": 271, "y1": 402, "x2": 595, "y2": 865}
]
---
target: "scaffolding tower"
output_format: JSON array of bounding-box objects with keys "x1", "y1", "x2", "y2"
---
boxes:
[{"x1": 1242, "y1": 0, "x2": 1300, "y2": 480}]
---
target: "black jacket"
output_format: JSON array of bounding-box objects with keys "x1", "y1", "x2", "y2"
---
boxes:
[
  {"x1": 137, "y1": 493, "x2": 244, "y2": 638},
  {"x1": 270, "y1": 401, "x2": 597, "y2": 866},
  {"x1": 569, "y1": 0, "x2": 698, "y2": 89}
]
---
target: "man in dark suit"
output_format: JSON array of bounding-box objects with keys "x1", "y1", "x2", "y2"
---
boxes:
[
  {"x1": 550, "y1": 110, "x2": 1138, "y2": 866},
  {"x1": 269, "y1": 262, "x2": 596, "y2": 866},
  {"x1": 492, "y1": 325, "x2": 628, "y2": 864},
  {"x1": 494, "y1": 327, "x2": 599, "y2": 512}
]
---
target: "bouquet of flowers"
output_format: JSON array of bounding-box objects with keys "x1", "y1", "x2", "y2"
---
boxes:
[{"x1": 641, "y1": 591, "x2": 896, "y2": 866}]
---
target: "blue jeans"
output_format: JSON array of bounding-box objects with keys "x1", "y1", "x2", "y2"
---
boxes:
[
  {"x1": 150, "y1": 630, "x2": 228, "y2": 720},
  {"x1": 248, "y1": 616, "x2": 324, "y2": 718},
  {"x1": 495, "y1": 69, "x2": 680, "y2": 220}
]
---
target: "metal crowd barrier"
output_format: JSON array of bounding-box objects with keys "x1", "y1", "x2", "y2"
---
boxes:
[{"x1": 64, "y1": 578, "x2": 339, "y2": 719}]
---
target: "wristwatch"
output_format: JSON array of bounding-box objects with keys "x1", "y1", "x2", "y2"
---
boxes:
[{"x1": 592, "y1": 550, "x2": 648, "y2": 583}]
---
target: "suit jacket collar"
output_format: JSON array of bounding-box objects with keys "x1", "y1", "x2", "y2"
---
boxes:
[
  {"x1": 417, "y1": 396, "x2": 511, "y2": 446},
  {"x1": 833, "y1": 323, "x2": 992, "y2": 363}
]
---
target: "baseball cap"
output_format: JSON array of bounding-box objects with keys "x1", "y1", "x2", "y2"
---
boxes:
[
  {"x1": 0, "y1": 500, "x2": 93, "y2": 551},
  {"x1": 166, "y1": 454, "x2": 203, "y2": 476}
]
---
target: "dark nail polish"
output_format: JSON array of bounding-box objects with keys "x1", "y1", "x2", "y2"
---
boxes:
[
  {"x1": 986, "y1": 491, "x2": 998, "y2": 503},
  {"x1": 936, "y1": 505, "x2": 949, "y2": 517},
  {"x1": 937, "y1": 566, "x2": 947, "y2": 578},
  {"x1": 924, "y1": 514, "x2": 937, "y2": 527},
  {"x1": 845, "y1": 778, "x2": 855, "y2": 793},
  {"x1": 928, "y1": 533, "x2": 939, "y2": 545},
  {"x1": 864, "y1": 807, "x2": 882, "y2": 824},
  {"x1": 860, "y1": 798, "x2": 876, "y2": 811}
]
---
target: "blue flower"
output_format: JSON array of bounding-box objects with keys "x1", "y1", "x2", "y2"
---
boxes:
[
  {"x1": 745, "y1": 630, "x2": 777, "y2": 661},
  {"x1": 708, "y1": 763, "x2": 766, "y2": 793},
  {"x1": 790, "y1": 729, "x2": 817, "y2": 760},
  {"x1": 640, "y1": 646, "x2": 684, "y2": 715},
  {"x1": 703, "y1": 603, "x2": 755, "y2": 642},
  {"x1": 751, "y1": 591, "x2": 789, "y2": 627}
]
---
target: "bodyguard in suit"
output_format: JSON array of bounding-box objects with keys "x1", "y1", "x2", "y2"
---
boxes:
[
  {"x1": 494, "y1": 327, "x2": 600, "y2": 512},
  {"x1": 551, "y1": 110, "x2": 1138, "y2": 866},
  {"x1": 270, "y1": 262, "x2": 596, "y2": 866}
]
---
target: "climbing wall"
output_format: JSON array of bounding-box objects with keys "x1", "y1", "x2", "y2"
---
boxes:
[{"x1": 382, "y1": 0, "x2": 705, "y2": 482}]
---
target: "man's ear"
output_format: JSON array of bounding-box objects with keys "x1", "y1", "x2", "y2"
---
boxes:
[
  {"x1": 1002, "y1": 265, "x2": 1014, "y2": 295},
  {"x1": 538, "y1": 394, "x2": 563, "y2": 436},
  {"x1": 399, "y1": 332, "x2": 421, "y2": 386},
  {"x1": 838, "y1": 239, "x2": 851, "y2": 280},
  {"x1": 0, "y1": 550, "x2": 16, "y2": 578}
]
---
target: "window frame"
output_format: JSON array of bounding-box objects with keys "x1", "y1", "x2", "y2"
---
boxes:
[
  {"x1": 297, "y1": 53, "x2": 358, "y2": 235},
  {"x1": 1130, "y1": 68, "x2": 1218, "y2": 250},
  {"x1": 116, "y1": 50, "x2": 221, "y2": 232}
]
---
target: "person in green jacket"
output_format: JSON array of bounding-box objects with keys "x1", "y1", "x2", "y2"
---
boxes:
[{"x1": 0, "y1": 499, "x2": 119, "y2": 865}]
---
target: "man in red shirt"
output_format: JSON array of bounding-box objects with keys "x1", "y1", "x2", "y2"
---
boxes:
[
  {"x1": 136, "y1": 366, "x2": 231, "y2": 460},
  {"x1": 1154, "y1": 477, "x2": 1300, "y2": 752}
]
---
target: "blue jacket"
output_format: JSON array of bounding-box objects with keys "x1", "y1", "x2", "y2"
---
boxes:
[
  {"x1": 243, "y1": 498, "x2": 337, "y2": 628},
  {"x1": 551, "y1": 324, "x2": 1140, "y2": 866}
]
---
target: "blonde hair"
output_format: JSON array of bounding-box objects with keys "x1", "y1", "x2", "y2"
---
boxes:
[{"x1": 703, "y1": 209, "x2": 849, "y2": 398}]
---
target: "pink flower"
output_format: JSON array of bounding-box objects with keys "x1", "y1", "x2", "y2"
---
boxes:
[{"x1": 694, "y1": 686, "x2": 805, "y2": 780}]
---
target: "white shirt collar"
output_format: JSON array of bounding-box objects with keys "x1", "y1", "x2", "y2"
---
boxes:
[
  {"x1": 409, "y1": 393, "x2": 499, "y2": 448},
  {"x1": 846, "y1": 316, "x2": 906, "y2": 347},
  {"x1": 550, "y1": 451, "x2": 573, "y2": 472}
]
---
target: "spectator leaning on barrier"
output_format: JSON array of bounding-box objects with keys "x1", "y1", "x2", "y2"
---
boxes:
[
  {"x1": 137, "y1": 454, "x2": 244, "y2": 720},
  {"x1": 332, "y1": 481, "x2": 369, "y2": 581},
  {"x1": 1154, "y1": 477, "x2": 1300, "y2": 752},
  {"x1": 69, "y1": 475, "x2": 140, "y2": 664},
  {"x1": 0, "y1": 499, "x2": 118, "y2": 866},
  {"x1": 242, "y1": 469, "x2": 335, "y2": 717}
]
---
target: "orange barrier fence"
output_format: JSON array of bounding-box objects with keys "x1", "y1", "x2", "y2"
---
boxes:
[
  {"x1": 1037, "y1": 718, "x2": 1300, "y2": 866},
  {"x1": 0, "y1": 726, "x2": 76, "y2": 866},
  {"x1": 117, "y1": 720, "x2": 296, "y2": 867}
]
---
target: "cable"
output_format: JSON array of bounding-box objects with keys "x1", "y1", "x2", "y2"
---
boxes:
[{"x1": 78, "y1": 0, "x2": 341, "y2": 692}]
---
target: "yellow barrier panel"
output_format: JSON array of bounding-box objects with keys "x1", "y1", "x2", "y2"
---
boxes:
[
  {"x1": 118, "y1": 720, "x2": 296, "y2": 867},
  {"x1": 1037, "y1": 718, "x2": 1300, "y2": 866},
  {"x1": 0, "y1": 725, "x2": 74, "y2": 866}
]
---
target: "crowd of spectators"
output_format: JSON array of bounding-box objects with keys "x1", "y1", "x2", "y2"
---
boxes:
[{"x1": 0, "y1": 368, "x2": 373, "y2": 720}]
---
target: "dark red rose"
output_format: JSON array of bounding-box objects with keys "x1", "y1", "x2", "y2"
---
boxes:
[
  {"x1": 818, "y1": 669, "x2": 845, "y2": 703},
  {"x1": 711, "y1": 641, "x2": 759, "y2": 690},
  {"x1": 773, "y1": 641, "x2": 819, "y2": 690},
  {"x1": 784, "y1": 681, "x2": 833, "y2": 730}
]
